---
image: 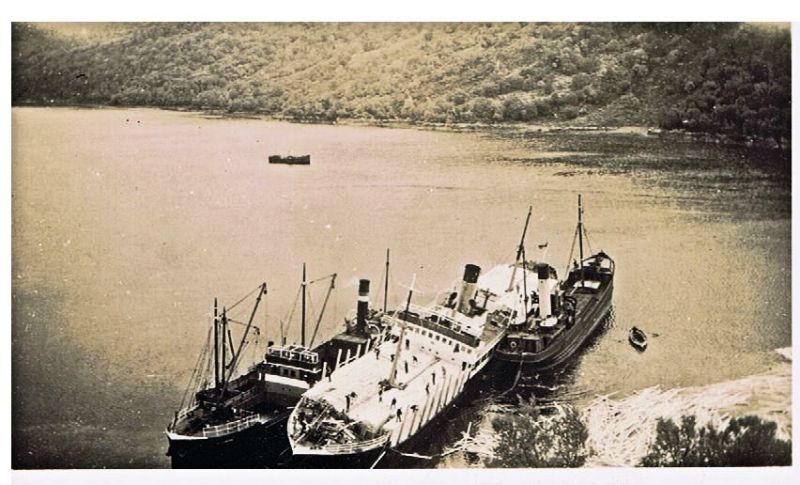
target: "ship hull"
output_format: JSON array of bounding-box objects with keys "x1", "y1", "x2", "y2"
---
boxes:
[
  {"x1": 287, "y1": 445, "x2": 387, "y2": 469},
  {"x1": 494, "y1": 280, "x2": 613, "y2": 368},
  {"x1": 286, "y1": 354, "x2": 500, "y2": 468},
  {"x1": 167, "y1": 412, "x2": 291, "y2": 468},
  {"x1": 268, "y1": 155, "x2": 310, "y2": 165}
]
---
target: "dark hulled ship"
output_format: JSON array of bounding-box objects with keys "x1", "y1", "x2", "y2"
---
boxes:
[
  {"x1": 167, "y1": 264, "x2": 388, "y2": 468},
  {"x1": 268, "y1": 154, "x2": 311, "y2": 165},
  {"x1": 494, "y1": 195, "x2": 615, "y2": 368}
]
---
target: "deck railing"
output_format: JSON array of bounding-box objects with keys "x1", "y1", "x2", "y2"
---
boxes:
[
  {"x1": 388, "y1": 308, "x2": 479, "y2": 347},
  {"x1": 225, "y1": 386, "x2": 259, "y2": 407},
  {"x1": 202, "y1": 413, "x2": 261, "y2": 438},
  {"x1": 315, "y1": 433, "x2": 390, "y2": 454},
  {"x1": 174, "y1": 405, "x2": 198, "y2": 423}
]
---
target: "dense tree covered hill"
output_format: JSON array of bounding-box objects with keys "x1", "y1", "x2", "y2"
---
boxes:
[{"x1": 12, "y1": 22, "x2": 790, "y2": 144}]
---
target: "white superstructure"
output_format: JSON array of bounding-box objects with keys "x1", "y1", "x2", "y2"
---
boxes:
[{"x1": 287, "y1": 262, "x2": 537, "y2": 457}]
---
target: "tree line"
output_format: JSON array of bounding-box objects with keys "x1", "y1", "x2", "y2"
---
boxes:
[
  {"x1": 12, "y1": 22, "x2": 790, "y2": 145},
  {"x1": 488, "y1": 401, "x2": 791, "y2": 468}
]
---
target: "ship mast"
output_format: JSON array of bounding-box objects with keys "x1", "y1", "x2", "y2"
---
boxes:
[
  {"x1": 508, "y1": 206, "x2": 533, "y2": 292},
  {"x1": 213, "y1": 298, "x2": 220, "y2": 389},
  {"x1": 383, "y1": 248, "x2": 390, "y2": 313},
  {"x1": 301, "y1": 263, "x2": 307, "y2": 347},
  {"x1": 578, "y1": 194, "x2": 584, "y2": 281},
  {"x1": 219, "y1": 283, "x2": 267, "y2": 400},
  {"x1": 221, "y1": 307, "x2": 227, "y2": 389},
  {"x1": 309, "y1": 273, "x2": 337, "y2": 348},
  {"x1": 578, "y1": 195, "x2": 584, "y2": 265},
  {"x1": 388, "y1": 274, "x2": 415, "y2": 389},
  {"x1": 521, "y1": 246, "x2": 528, "y2": 319}
]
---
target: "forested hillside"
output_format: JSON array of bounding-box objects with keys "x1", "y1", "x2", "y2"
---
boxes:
[{"x1": 12, "y1": 22, "x2": 791, "y2": 144}]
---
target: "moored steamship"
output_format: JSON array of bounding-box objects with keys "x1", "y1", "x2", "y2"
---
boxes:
[
  {"x1": 166, "y1": 264, "x2": 387, "y2": 467},
  {"x1": 287, "y1": 257, "x2": 538, "y2": 467},
  {"x1": 494, "y1": 195, "x2": 615, "y2": 367}
]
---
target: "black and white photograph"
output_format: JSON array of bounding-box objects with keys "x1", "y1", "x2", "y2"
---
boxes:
[{"x1": 6, "y1": 7, "x2": 797, "y2": 482}]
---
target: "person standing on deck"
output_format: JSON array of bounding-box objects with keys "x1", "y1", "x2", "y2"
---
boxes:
[
  {"x1": 396, "y1": 408, "x2": 403, "y2": 422},
  {"x1": 345, "y1": 394, "x2": 351, "y2": 412},
  {"x1": 391, "y1": 397, "x2": 397, "y2": 409},
  {"x1": 404, "y1": 361, "x2": 409, "y2": 374},
  {"x1": 432, "y1": 372, "x2": 436, "y2": 385},
  {"x1": 378, "y1": 388, "x2": 383, "y2": 403}
]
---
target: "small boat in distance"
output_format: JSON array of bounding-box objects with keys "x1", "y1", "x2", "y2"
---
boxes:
[
  {"x1": 629, "y1": 326, "x2": 647, "y2": 352},
  {"x1": 268, "y1": 154, "x2": 311, "y2": 165}
]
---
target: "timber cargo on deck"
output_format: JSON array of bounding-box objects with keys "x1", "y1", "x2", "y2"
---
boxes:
[{"x1": 495, "y1": 195, "x2": 615, "y2": 368}]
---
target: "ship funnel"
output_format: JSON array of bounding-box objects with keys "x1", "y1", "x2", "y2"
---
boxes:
[
  {"x1": 356, "y1": 279, "x2": 370, "y2": 333},
  {"x1": 537, "y1": 264, "x2": 552, "y2": 317},
  {"x1": 458, "y1": 264, "x2": 481, "y2": 314}
]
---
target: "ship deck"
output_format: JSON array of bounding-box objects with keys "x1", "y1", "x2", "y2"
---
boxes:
[
  {"x1": 572, "y1": 289, "x2": 600, "y2": 316},
  {"x1": 302, "y1": 312, "x2": 508, "y2": 437},
  {"x1": 479, "y1": 316, "x2": 505, "y2": 346},
  {"x1": 297, "y1": 262, "x2": 533, "y2": 446},
  {"x1": 304, "y1": 337, "x2": 461, "y2": 434}
]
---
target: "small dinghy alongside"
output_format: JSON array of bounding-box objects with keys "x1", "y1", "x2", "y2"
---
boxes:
[{"x1": 629, "y1": 326, "x2": 647, "y2": 351}]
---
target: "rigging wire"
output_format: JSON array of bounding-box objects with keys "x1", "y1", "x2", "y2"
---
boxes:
[
  {"x1": 308, "y1": 273, "x2": 335, "y2": 285},
  {"x1": 226, "y1": 284, "x2": 263, "y2": 313},
  {"x1": 564, "y1": 224, "x2": 579, "y2": 277},
  {"x1": 583, "y1": 225, "x2": 594, "y2": 256},
  {"x1": 174, "y1": 283, "x2": 270, "y2": 418},
  {"x1": 177, "y1": 325, "x2": 213, "y2": 412},
  {"x1": 250, "y1": 319, "x2": 261, "y2": 367},
  {"x1": 198, "y1": 330, "x2": 215, "y2": 391},
  {"x1": 309, "y1": 274, "x2": 338, "y2": 347},
  {"x1": 226, "y1": 326, "x2": 236, "y2": 367},
  {"x1": 378, "y1": 260, "x2": 387, "y2": 311},
  {"x1": 281, "y1": 286, "x2": 302, "y2": 344},
  {"x1": 305, "y1": 288, "x2": 319, "y2": 345},
  {"x1": 333, "y1": 282, "x2": 339, "y2": 318},
  {"x1": 237, "y1": 304, "x2": 264, "y2": 372}
]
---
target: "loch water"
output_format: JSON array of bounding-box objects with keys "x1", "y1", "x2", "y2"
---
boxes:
[{"x1": 11, "y1": 107, "x2": 791, "y2": 468}]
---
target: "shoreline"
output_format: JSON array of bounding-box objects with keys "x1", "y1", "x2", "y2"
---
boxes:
[
  {"x1": 445, "y1": 347, "x2": 792, "y2": 468},
  {"x1": 12, "y1": 102, "x2": 788, "y2": 150}
]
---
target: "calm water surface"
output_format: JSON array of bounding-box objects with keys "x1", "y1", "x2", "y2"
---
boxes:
[{"x1": 11, "y1": 107, "x2": 791, "y2": 468}]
